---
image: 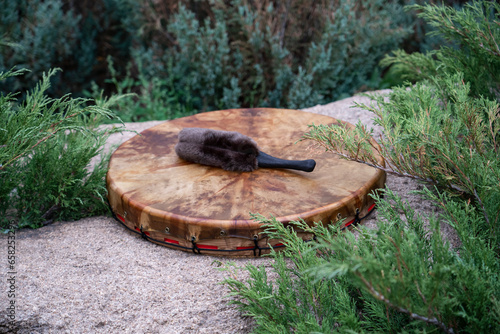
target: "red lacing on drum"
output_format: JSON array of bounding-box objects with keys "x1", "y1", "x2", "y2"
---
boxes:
[
  {"x1": 342, "y1": 203, "x2": 376, "y2": 230},
  {"x1": 108, "y1": 200, "x2": 376, "y2": 256}
]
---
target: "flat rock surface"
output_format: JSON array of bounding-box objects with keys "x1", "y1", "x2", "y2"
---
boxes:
[{"x1": 0, "y1": 90, "x2": 458, "y2": 333}]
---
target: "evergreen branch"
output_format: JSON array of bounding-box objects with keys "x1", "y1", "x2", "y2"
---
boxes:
[
  {"x1": 414, "y1": 280, "x2": 429, "y2": 308},
  {"x1": 312, "y1": 144, "x2": 467, "y2": 195},
  {"x1": 355, "y1": 272, "x2": 455, "y2": 334},
  {"x1": 439, "y1": 150, "x2": 492, "y2": 229},
  {"x1": 338, "y1": 142, "x2": 491, "y2": 228},
  {"x1": 41, "y1": 204, "x2": 60, "y2": 220},
  {"x1": 386, "y1": 235, "x2": 409, "y2": 277},
  {"x1": 0, "y1": 103, "x2": 110, "y2": 171},
  {"x1": 473, "y1": 188, "x2": 492, "y2": 235},
  {"x1": 1, "y1": 130, "x2": 58, "y2": 171},
  {"x1": 48, "y1": 110, "x2": 82, "y2": 130},
  {"x1": 1, "y1": 117, "x2": 81, "y2": 171},
  {"x1": 40, "y1": 203, "x2": 61, "y2": 226},
  {"x1": 487, "y1": 22, "x2": 500, "y2": 57}
]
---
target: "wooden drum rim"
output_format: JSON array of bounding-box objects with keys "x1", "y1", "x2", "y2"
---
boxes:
[{"x1": 106, "y1": 108, "x2": 386, "y2": 256}]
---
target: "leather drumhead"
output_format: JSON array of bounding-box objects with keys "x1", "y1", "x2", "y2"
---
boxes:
[{"x1": 106, "y1": 108, "x2": 386, "y2": 256}]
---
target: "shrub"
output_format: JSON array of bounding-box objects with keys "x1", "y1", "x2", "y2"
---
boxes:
[
  {"x1": 381, "y1": 0, "x2": 500, "y2": 100},
  {"x1": 1, "y1": 0, "x2": 469, "y2": 113},
  {"x1": 85, "y1": 56, "x2": 196, "y2": 122},
  {"x1": 224, "y1": 1, "x2": 500, "y2": 332},
  {"x1": 0, "y1": 68, "x2": 126, "y2": 229},
  {"x1": 0, "y1": 0, "x2": 135, "y2": 97},
  {"x1": 225, "y1": 186, "x2": 499, "y2": 333},
  {"x1": 129, "y1": 0, "x2": 414, "y2": 110}
]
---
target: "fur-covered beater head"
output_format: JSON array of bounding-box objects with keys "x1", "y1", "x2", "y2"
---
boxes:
[
  {"x1": 175, "y1": 127, "x2": 316, "y2": 172},
  {"x1": 175, "y1": 127, "x2": 259, "y2": 172}
]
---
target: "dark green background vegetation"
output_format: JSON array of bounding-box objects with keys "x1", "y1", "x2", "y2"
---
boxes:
[{"x1": 1, "y1": 0, "x2": 467, "y2": 120}]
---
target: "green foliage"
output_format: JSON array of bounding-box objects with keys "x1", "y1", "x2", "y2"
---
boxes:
[
  {"x1": 0, "y1": 68, "x2": 126, "y2": 229},
  {"x1": 0, "y1": 0, "x2": 469, "y2": 112},
  {"x1": 0, "y1": 0, "x2": 80, "y2": 94},
  {"x1": 130, "y1": 0, "x2": 414, "y2": 110},
  {"x1": 225, "y1": 189, "x2": 500, "y2": 333},
  {"x1": 223, "y1": 214, "x2": 364, "y2": 334},
  {"x1": 304, "y1": 74, "x2": 500, "y2": 237},
  {"x1": 381, "y1": 0, "x2": 500, "y2": 100},
  {"x1": 86, "y1": 56, "x2": 195, "y2": 122},
  {"x1": 0, "y1": 0, "x2": 136, "y2": 96},
  {"x1": 2, "y1": 0, "x2": 468, "y2": 115},
  {"x1": 225, "y1": 1, "x2": 500, "y2": 333},
  {"x1": 166, "y1": 4, "x2": 234, "y2": 111}
]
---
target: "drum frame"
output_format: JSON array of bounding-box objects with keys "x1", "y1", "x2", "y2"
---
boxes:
[{"x1": 106, "y1": 108, "x2": 386, "y2": 256}]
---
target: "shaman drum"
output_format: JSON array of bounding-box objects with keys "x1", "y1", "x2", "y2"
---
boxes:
[{"x1": 106, "y1": 108, "x2": 386, "y2": 256}]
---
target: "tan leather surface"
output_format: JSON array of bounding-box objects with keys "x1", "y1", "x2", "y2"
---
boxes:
[{"x1": 107, "y1": 108, "x2": 385, "y2": 251}]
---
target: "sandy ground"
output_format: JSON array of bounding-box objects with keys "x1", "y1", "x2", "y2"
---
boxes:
[{"x1": 0, "y1": 90, "x2": 458, "y2": 333}]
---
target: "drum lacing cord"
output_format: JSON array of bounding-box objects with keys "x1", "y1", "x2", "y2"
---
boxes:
[
  {"x1": 191, "y1": 236, "x2": 201, "y2": 255},
  {"x1": 354, "y1": 208, "x2": 372, "y2": 225},
  {"x1": 350, "y1": 210, "x2": 363, "y2": 229},
  {"x1": 311, "y1": 207, "x2": 376, "y2": 240},
  {"x1": 139, "y1": 225, "x2": 149, "y2": 240},
  {"x1": 107, "y1": 199, "x2": 376, "y2": 255},
  {"x1": 341, "y1": 206, "x2": 375, "y2": 231},
  {"x1": 253, "y1": 236, "x2": 262, "y2": 257},
  {"x1": 108, "y1": 207, "x2": 281, "y2": 255}
]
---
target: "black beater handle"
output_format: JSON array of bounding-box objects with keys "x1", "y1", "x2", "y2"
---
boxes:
[{"x1": 257, "y1": 151, "x2": 316, "y2": 172}]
